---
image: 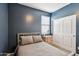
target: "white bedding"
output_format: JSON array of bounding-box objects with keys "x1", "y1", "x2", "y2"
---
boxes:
[{"x1": 17, "y1": 42, "x2": 71, "y2": 56}]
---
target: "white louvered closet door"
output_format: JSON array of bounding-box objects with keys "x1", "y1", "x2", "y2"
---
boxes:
[
  {"x1": 63, "y1": 16, "x2": 72, "y2": 51},
  {"x1": 53, "y1": 15, "x2": 76, "y2": 53},
  {"x1": 53, "y1": 18, "x2": 64, "y2": 47},
  {"x1": 63, "y1": 15, "x2": 76, "y2": 52}
]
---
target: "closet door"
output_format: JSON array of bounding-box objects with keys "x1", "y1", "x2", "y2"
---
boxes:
[
  {"x1": 63, "y1": 15, "x2": 76, "y2": 51},
  {"x1": 58, "y1": 19, "x2": 64, "y2": 47},
  {"x1": 63, "y1": 17, "x2": 72, "y2": 51},
  {"x1": 53, "y1": 15, "x2": 76, "y2": 53},
  {"x1": 71, "y1": 15, "x2": 76, "y2": 53},
  {"x1": 53, "y1": 20, "x2": 59, "y2": 44},
  {"x1": 53, "y1": 19, "x2": 63, "y2": 46}
]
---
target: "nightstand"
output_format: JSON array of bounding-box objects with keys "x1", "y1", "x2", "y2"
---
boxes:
[{"x1": 42, "y1": 35, "x2": 53, "y2": 44}]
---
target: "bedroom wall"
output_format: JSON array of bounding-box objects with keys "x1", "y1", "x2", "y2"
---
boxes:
[
  {"x1": 8, "y1": 3, "x2": 50, "y2": 50},
  {"x1": 51, "y1": 3, "x2": 79, "y2": 53},
  {"x1": 0, "y1": 4, "x2": 8, "y2": 52}
]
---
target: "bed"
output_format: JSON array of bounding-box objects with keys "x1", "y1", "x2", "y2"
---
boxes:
[{"x1": 16, "y1": 33, "x2": 75, "y2": 56}]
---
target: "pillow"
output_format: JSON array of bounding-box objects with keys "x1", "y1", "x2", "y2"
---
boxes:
[
  {"x1": 21, "y1": 36, "x2": 33, "y2": 45},
  {"x1": 33, "y1": 35, "x2": 42, "y2": 43}
]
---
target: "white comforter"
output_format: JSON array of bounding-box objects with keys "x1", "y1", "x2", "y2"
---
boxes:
[{"x1": 17, "y1": 42, "x2": 71, "y2": 56}]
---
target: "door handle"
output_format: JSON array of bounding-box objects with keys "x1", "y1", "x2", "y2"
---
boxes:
[{"x1": 73, "y1": 35, "x2": 76, "y2": 37}]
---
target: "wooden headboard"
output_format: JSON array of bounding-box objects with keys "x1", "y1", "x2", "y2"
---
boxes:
[{"x1": 17, "y1": 32, "x2": 40, "y2": 46}]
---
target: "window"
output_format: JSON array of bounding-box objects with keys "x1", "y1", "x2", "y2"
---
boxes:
[{"x1": 41, "y1": 15, "x2": 50, "y2": 34}]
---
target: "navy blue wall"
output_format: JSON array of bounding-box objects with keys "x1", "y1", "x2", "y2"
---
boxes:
[
  {"x1": 0, "y1": 4, "x2": 8, "y2": 52},
  {"x1": 51, "y1": 3, "x2": 79, "y2": 53},
  {"x1": 8, "y1": 4, "x2": 50, "y2": 49}
]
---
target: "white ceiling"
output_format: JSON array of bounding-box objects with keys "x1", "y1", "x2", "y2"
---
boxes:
[{"x1": 20, "y1": 3, "x2": 70, "y2": 13}]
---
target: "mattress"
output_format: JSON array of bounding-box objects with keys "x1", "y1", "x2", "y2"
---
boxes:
[{"x1": 17, "y1": 42, "x2": 71, "y2": 56}]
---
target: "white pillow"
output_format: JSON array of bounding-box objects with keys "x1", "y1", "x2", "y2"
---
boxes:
[
  {"x1": 33, "y1": 35, "x2": 42, "y2": 43},
  {"x1": 21, "y1": 36, "x2": 33, "y2": 45}
]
